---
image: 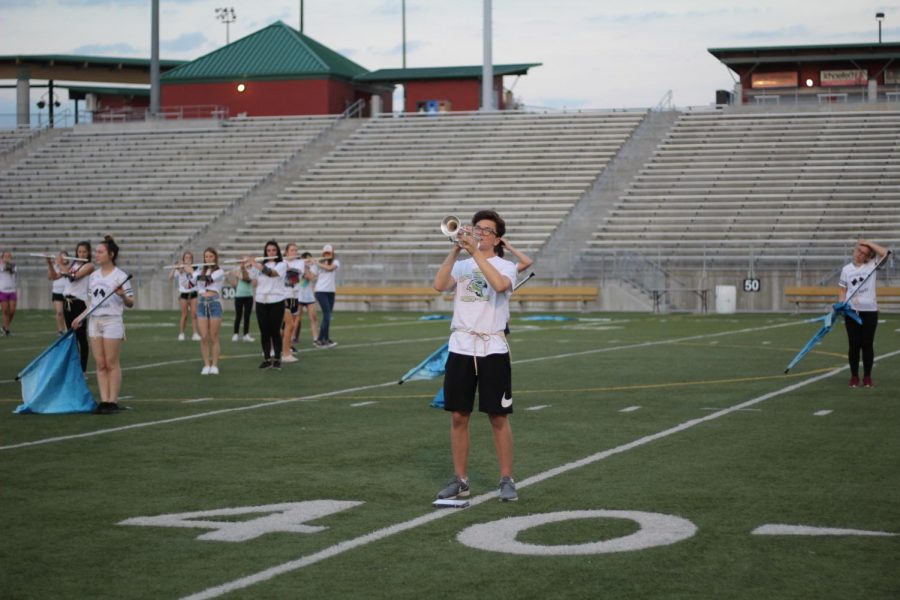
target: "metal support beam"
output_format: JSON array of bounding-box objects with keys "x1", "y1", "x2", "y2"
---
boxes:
[
  {"x1": 481, "y1": 0, "x2": 494, "y2": 111},
  {"x1": 150, "y1": 0, "x2": 160, "y2": 116}
]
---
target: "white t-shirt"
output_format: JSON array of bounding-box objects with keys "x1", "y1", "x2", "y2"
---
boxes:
[
  {"x1": 253, "y1": 260, "x2": 288, "y2": 304},
  {"x1": 63, "y1": 262, "x2": 90, "y2": 301},
  {"x1": 176, "y1": 270, "x2": 196, "y2": 294},
  {"x1": 314, "y1": 259, "x2": 340, "y2": 293},
  {"x1": 51, "y1": 263, "x2": 67, "y2": 295},
  {"x1": 0, "y1": 261, "x2": 16, "y2": 293},
  {"x1": 88, "y1": 267, "x2": 134, "y2": 317},
  {"x1": 448, "y1": 256, "x2": 517, "y2": 356},
  {"x1": 839, "y1": 259, "x2": 879, "y2": 312},
  {"x1": 193, "y1": 268, "x2": 225, "y2": 295},
  {"x1": 283, "y1": 259, "x2": 304, "y2": 294}
]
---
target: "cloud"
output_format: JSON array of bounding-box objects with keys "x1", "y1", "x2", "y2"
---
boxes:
[
  {"x1": 71, "y1": 42, "x2": 142, "y2": 56},
  {"x1": 730, "y1": 25, "x2": 810, "y2": 41},
  {"x1": 162, "y1": 32, "x2": 207, "y2": 53},
  {"x1": 587, "y1": 7, "x2": 761, "y2": 24}
]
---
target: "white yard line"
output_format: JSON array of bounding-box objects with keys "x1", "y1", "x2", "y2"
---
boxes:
[
  {"x1": 525, "y1": 405, "x2": 551, "y2": 411},
  {"x1": 350, "y1": 401, "x2": 378, "y2": 407},
  {"x1": 619, "y1": 406, "x2": 641, "y2": 413},
  {"x1": 2, "y1": 320, "x2": 804, "y2": 449},
  {"x1": 0, "y1": 382, "x2": 397, "y2": 451},
  {"x1": 180, "y1": 349, "x2": 900, "y2": 600},
  {"x1": 813, "y1": 409, "x2": 833, "y2": 417}
]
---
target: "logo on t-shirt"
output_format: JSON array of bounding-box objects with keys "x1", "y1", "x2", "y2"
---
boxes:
[{"x1": 462, "y1": 273, "x2": 488, "y2": 301}]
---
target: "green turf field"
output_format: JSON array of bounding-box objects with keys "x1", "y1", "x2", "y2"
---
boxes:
[{"x1": 1, "y1": 309, "x2": 899, "y2": 599}]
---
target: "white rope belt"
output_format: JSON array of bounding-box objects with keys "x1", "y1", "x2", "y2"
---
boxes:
[{"x1": 452, "y1": 328, "x2": 509, "y2": 375}]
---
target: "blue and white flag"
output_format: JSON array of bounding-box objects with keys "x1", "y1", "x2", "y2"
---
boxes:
[{"x1": 14, "y1": 331, "x2": 95, "y2": 414}]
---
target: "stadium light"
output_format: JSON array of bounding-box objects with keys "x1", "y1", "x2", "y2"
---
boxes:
[
  {"x1": 876, "y1": 12, "x2": 885, "y2": 44},
  {"x1": 806, "y1": 78, "x2": 814, "y2": 87},
  {"x1": 215, "y1": 7, "x2": 237, "y2": 45},
  {"x1": 237, "y1": 83, "x2": 246, "y2": 93}
]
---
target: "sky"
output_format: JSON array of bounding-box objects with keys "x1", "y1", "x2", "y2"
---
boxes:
[{"x1": 1, "y1": 0, "x2": 899, "y2": 124}]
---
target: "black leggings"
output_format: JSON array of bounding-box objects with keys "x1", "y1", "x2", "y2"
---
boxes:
[
  {"x1": 233, "y1": 296, "x2": 253, "y2": 335},
  {"x1": 256, "y1": 301, "x2": 284, "y2": 360},
  {"x1": 64, "y1": 297, "x2": 89, "y2": 372},
  {"x1": 845, "y1": 311, "x2": 878, "y2": 377}
]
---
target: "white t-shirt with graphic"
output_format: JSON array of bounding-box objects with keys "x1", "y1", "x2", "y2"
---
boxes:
[
  {"x1": 283, "y1": 259, "x2": 304, "y2": 294},
  {"x1": 448, "y1": 256, "x2": 517, "y2": 356},
  {"x1": 88, "y1": 267, "x2": 134, "y2": 317},
  {"x1": 193, "y1": 268, "x2": 225, "y2": 295},
  {"x1": 839, "y1": 258, "x2": 879, "y2": 312},
  {"x1": 177, "y1": 270, "x2": 196, "y2": 294}
]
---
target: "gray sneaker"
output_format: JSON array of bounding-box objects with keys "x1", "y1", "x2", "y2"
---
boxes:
[
  {"x1": 499, "y1": 476, "x2": 518, "y2": 502},
  {"x1": 436, "y1": 476, "x2": 470, "y2": 499}
]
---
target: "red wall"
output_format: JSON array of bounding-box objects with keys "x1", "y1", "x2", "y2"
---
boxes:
[
  {"x1": 404, "y1": 76, "x2": 504, "y2": 112},
  {"x1": 161, "y1": 79, "x2": 374, "y2": 116}
]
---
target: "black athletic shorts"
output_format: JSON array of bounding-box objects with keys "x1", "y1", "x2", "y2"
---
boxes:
[
  {"x1": 52, "y1": 292, "x2": 65, "y2": 302},
  {"x1": 284, "y1": 298, "x2": 299, "y2": 315},
  {"x1": 180, "y1": 291, "x2": 199, "y2": 300},
  {"x1": 443, "y1": 351, "x2": 512, "y2": 415}
]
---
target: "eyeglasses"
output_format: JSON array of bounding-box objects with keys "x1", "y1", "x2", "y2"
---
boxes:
[{"x1": 473, "y1": 226, "x2": 497, "y2": 236}]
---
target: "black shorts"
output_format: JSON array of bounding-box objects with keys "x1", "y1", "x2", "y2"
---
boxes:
[
  {"x1": 180, "y1": 291, "x2": 199, "y2": 300},
  {"x1": 52, "y1": 292, "x2": 65, "y2": 303},
  {"x1": 284, "y1": 298, "x2": 299, "y2": 315},
  {"x1": 443, "y1": 351, "x2": 512, "y2": 415}
]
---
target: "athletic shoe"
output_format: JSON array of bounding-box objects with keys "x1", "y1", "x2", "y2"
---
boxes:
[
  {"x1": 192, "y1": 333, "x2": 202, "y2": 341},
  {"x1": 243, "y1": 334, "x2": 255, "y2": 342},
  {"x1": 210, "y1": 366, "x2": 219, "y2": 375},
  {"x1": 314, "y1": 340, "x2": 326, "y2": 348},
  {"x1": 498, "y1": 476, "x2": 518, "y2": 502},
  {"x1": 96, "y1": 402, "x2": 119, "y2": 414},
  {"x1": 232, "y1": 333, "x2": 239, "y2": 342},
  {"x1": 201, "y1": 365, "x2": 211, "y2": 375},
  {"x1": 436, "y1": 476, "x2": 470, "y2": 500},
  {"x1": 849, "y1": 376, "x2": 860, "y2": 388},
  {"x1": 178, "y1": 333, "x2": 185, "y2": 341},
  {"x1": 259, "y1": 360, "x2": 271, "y2": 370},
  {"x1": 282, "y1": 355, "x2": 298, "y2": 363},
  {"x1": 326, "y1": 340, "x2": 338, "y2": 348},
  {"x1": 271, "y1": 359, "x2": 282, "y2": 370},
  {"x1": 291, "y1": 345, "x2": 297, "y2": 353},
  {"x1": 863, "y1": 376, "x2": 873, "y2": 388}
]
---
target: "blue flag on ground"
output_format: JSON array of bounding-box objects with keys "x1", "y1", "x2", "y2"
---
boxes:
[
  {"x1": 14, "y1": 331, "x2": 96, "y2": 414},
  {"x1": 397, "y1": 342, "x2": 449, "y2": 384}
]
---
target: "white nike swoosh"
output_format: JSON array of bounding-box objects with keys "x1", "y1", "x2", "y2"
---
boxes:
[{"x1": 501, "y1": 394, "x2": 513, "y2": 408}]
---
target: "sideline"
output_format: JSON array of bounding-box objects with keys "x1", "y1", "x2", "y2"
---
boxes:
[
  {"x1": 1, "y1": 320, "x2": 804, "y2": 450},
  {"x1": 180, "y1": 349, "x2": 900, "y2": 600}
]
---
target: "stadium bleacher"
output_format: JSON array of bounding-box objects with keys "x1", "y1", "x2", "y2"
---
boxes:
[
  {"x1": 218, "y1": 110, "x2": 646, "y2": 275},
  {"x1": 0, "y1": 115, "x2": 337, "y2": 270},
  {"x1": 581, "y1": 110, "x2": 900, "y2": 265}
]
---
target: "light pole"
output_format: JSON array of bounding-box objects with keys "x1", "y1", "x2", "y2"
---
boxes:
[
  {"x1": 876, "y1": 12, "x2": 885, "y2": 44},
  {"x1": 216, "y1": 7, "x2": 237, "y2": 45}
]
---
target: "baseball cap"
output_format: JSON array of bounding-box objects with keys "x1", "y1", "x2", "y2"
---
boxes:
[{"x1": 322, "y1": 244, "x2": 334, "y2": 253}]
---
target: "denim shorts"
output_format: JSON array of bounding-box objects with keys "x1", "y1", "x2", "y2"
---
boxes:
[{"x1": 198, "y1": 295, "x2": 223, "y2": 319}]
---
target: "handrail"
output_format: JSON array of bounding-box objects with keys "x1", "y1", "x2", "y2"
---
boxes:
[{"x1": 341, "y1": 98, "x2": 367, "y2": 119}]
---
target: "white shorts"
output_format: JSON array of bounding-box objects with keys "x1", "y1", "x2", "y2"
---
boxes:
[{"x1": 88, "y1": 315, "x2": 126, "y2": 339}]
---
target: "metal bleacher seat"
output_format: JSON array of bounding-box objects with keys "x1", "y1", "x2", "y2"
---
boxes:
[{"x1": 581, "y1": 109, "x2": 900, "y2": 265}]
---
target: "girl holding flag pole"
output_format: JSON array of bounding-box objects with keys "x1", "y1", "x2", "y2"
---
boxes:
[
  {"x1": 838, "y1": 238, "x2": 890, "y2": 388},
  {"x1": 73, "y1": 236, "x2": 134, "y2": 414}
]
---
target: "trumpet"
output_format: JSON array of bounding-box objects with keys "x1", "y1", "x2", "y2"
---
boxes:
[{"x1": 440, "y1": 215, "x2": 480, "y2": 247}]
